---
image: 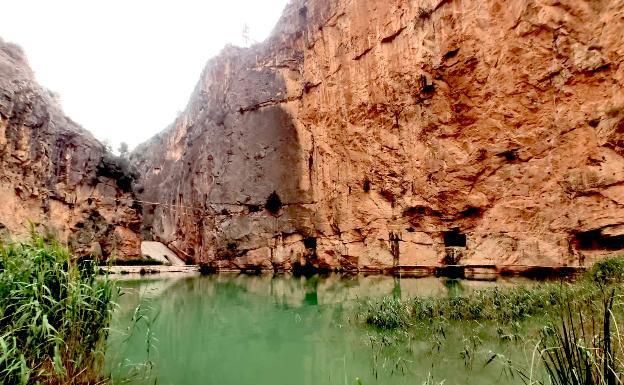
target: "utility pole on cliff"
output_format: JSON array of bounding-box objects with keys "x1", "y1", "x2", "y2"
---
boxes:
[{"x1": 242, "y1": 23, "x2": 251, "y2": 46}]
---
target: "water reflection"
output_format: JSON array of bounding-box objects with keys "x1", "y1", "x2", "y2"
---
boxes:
[
  {"x1": 107, "y1": 274, "x2": 534, "y2": 385},
  {"x1": 114, "y1": 274, "x2": 528, "y2": 304}
]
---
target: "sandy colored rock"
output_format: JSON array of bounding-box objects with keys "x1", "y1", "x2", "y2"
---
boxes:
[
  {"x1": 133, "y1": 0, "x2": 624, "y2": 270},
  {"x1": 141, "y1": 241, "x2": 186, "y2": 266},
  {"x1": 0, "y1": 38, "x2": 141, "y2": 259}
]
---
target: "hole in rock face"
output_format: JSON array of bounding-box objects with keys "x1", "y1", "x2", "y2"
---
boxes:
[
  {"x1": 380, "y1": 189, "x2": 396, "y2": 204},
  {"x1": 588, "y1": 118, "x2": 601, "y2": 128},
  {"x1": 497, "y1": 149, "x2": 519, "y2": 162},
  {"x1": 293, "y1": 261, "x2": 321, "y2": 277},
  {"x1": 460, "y1": 206, "x2": 482, "y2": 218},
  {"x1": 363, "y1": 178, "x2": 371, "y2": 192},
  {"x1": 248, "y1": 205, "x2": 262, "y2": 213},
  {"x1": 303, "y1": 237, "x2": 317, "y2": 249},
  {"x1": 442, "y1": 48, "x2": 460, "y2": 61},
  {"x1": 418, "y1": 7, "x2": 432, "y2": 19},
  {"x1": 265, "y1": 191, "x2": 283, "y2": 215},
  {"x1": 444, "y1": 229, "x2": 467, "y2": 248},
  {"x1": 419, "y1": 75, "x2": 435, "y2": 95},
  {"x1": 199, "y1": 264, "x2": 218, "y2": 275},
  {"x1": 574, "y1": 230, "x2": 624, "y2": 251},
  {"x1": 422, "y1": 84, "x2": 435, "y2": 94},
  {"x1": 403, "y1": 206, "x2": 427, "y2": 217},
  {"x1": 131, "y1": 199, "x2": 141, "y2": 212}
]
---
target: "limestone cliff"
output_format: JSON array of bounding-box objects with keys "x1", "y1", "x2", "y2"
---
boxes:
[
  {"x1": 0, "y1": 39, "x2": 141, "y2": 259},
  {"x1": 133, "y1": 0, "x2": 624, "y2": 271}
]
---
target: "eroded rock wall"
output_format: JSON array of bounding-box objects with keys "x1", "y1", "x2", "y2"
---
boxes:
[
  {"x1": 133, "y1": 0, "x2": 624, "y2": 270},
  {"x1": 0, "y1": 39, "x2": 141, "y2": 259}
]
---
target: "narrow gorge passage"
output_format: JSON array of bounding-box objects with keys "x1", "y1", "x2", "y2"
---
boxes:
[{"x1": 2, "y1": 1, "x2": 624, "y2": 385}]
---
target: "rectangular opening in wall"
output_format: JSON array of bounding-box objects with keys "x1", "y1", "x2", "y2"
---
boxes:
[
  {"x1": 574, "y1": 230, "x2": 624, "y2": 251},
  {"x1": 444, "y1": 229, "x2": 467, "y2": 248}
]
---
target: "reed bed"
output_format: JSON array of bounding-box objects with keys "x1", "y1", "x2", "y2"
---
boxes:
[
  {"x1": 361, "y1": 258, "x2": 624, "y2": 330},
  {"x1": 360, "y1": 256, "x2": 624, "y2": 385},
  {"x1": 0, "y1": 234, "x2": 116, "y2": 385}
]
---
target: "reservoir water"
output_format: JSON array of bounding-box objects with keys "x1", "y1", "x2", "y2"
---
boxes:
[{"x1": 106, "y1": 274, "x2": 540, "y2": 385}]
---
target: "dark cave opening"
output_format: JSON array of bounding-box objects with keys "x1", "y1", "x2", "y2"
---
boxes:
[
  {"x1": 303, "y1": 237, "x2": 317, "y2": 249},
  {"x1": 497, "y1": 149, "x2": 519, "y2": 162},
  {"x1": 574, "y1": 230, "x2": 624, "y2": 251},
  {"x1": 419, "y1": 75, "x2": 435, "y2": 95},
  {"x1": 460, "y1": 206, "x2": 482, "y2": 218},
  {"x1": 444, "y1": 229, "x2": 467, "y2": 248},
  {"x1": 265, "y1": 191, "x2": 283, "y2": 215},
  {"x1": 363, "y1": 178, "x2": 371, "y2": 193},
  {"x1": 248, "y1": 204, "x2": 262, "y2": 213}
]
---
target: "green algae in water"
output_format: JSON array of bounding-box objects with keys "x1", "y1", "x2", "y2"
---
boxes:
[{"x1": 105, "y1": 275, "x2": 543, "y2": 385}]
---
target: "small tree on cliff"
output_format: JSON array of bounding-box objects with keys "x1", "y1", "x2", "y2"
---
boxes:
[{"x1": 118, "y1": 142, "x2": 129, "y2": 158}]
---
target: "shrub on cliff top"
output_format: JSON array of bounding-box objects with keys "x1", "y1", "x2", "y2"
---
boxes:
[{"x1": 0, "y1": 234, "x2": 116, "y2": 385}]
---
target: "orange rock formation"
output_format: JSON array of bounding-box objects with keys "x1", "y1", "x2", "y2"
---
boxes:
[
  {"x1": 0, "y1": 39, "x2": 141, "y2": 259},
  {"x1": 139, "y1": 0, "x2": 624, "y2": 270}
]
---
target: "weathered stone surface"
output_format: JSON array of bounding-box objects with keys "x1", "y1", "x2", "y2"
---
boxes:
[
  {"x1": 141, "y1": 241, "x2": 186, "y2": 265},
  {"x1": 133, "y1": 0, "x2": 624, "y2": 270},
  {"x1": 0, "y1": 38, "x2": 141, "y2": 259}
]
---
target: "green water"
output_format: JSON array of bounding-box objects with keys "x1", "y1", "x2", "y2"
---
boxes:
[{"x1": 107, "y1": 274, "x2": 540, "y2": 385}]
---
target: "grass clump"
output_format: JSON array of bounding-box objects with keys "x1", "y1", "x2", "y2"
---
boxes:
[
  {"x1": 361, "y1": 284, "x2": 575, "y2": 330},
  {"x1": 589, "y1": 256, "x2": 624, "y2": 284},
  {"x1": 360, "y1": 256, "x2": 624, "y2": 383},
  {"x1": 364, "y1": 296, "x2": 412, "y2": 329},
  {"x1": 362, "y1": 256, "x2": 624, "y2": 332},
  {"x1": 0, "y1": 234, "x2": 116, "y2": 385}
]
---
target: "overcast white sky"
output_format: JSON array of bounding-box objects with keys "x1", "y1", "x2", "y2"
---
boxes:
[{"x1": 1, "y1": 0, "x2": 289, "y2": 151}]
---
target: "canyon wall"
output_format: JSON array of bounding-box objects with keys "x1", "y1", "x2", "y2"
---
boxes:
[
  {"x1": 0, "y1": 39, "x2": 141, "y2": 259},
  {"x1": 133, "y1": 0, "x2": 624, "y2": 271}
]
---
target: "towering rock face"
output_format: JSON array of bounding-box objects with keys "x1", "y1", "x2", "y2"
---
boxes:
[
  {"x1": 0, "y1": 39, "x2": 141, "y2": 259},
  {"x1": 133, "y1": 0, "x2": 624, "y2": 271}
]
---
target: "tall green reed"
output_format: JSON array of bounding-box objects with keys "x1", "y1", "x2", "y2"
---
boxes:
[
  {"x1": 361, "y1": 256, "x2": 624, "y2": 331},
  {"x1": 533, "y1": 289, "x2": 624, "y2": 385},
  {"x1": 0, "y1": 233, "x2": 115, "y2": 385},
  {"x1": 541, "y1": 255, "x2": 624, "y2": 385},
  {"x1": 360, "y1": 256, "x2": 624, "y2": 384}
]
